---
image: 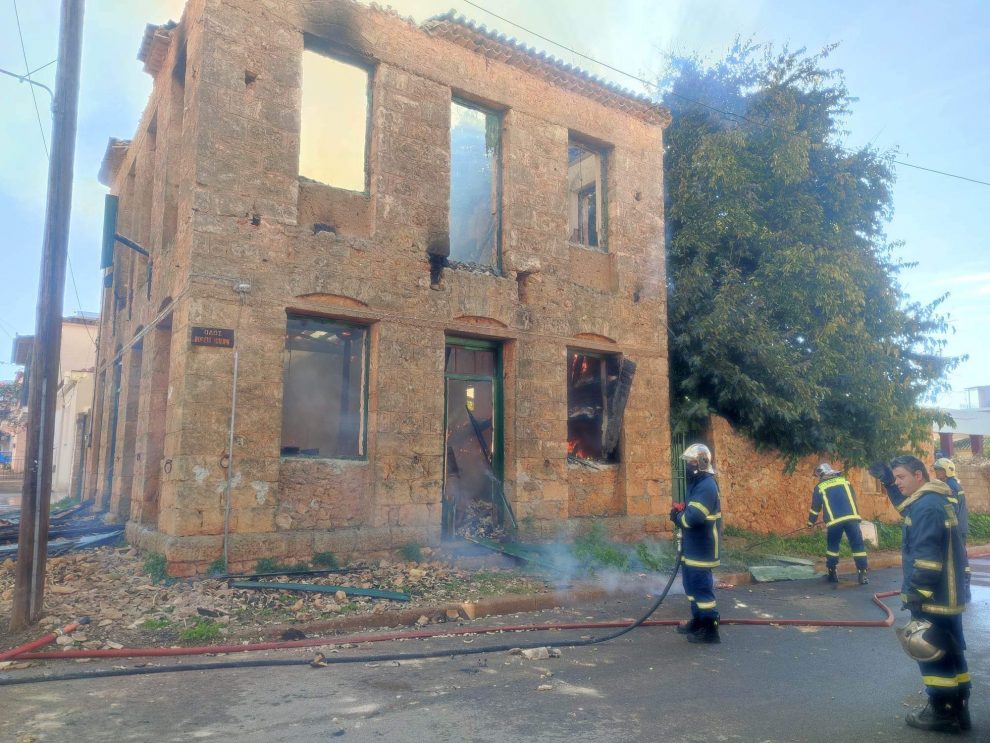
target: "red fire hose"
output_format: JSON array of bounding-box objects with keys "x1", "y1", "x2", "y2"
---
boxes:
[
  {"x1": 0, "y1": 617, "x2": 90, "y2": 662},
  {"x1": 10, "y1": 591, "x2": 898, "y2": 662}
]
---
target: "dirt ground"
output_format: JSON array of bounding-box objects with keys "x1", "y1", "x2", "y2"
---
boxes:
[{"x1": 0, "y1": 544, "x2": 552, "y2": 653}]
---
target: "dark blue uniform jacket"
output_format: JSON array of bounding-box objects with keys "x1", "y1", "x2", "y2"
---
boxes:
[
  {"x1": 807, "y1": 476, "x2": 861, "y2": 526},
  {"x1": 884, "y1": 480, "x2": 970, "y2": 616},
  {"x1": 678, "y1": 472, "x2": 721, "y2": 568}
]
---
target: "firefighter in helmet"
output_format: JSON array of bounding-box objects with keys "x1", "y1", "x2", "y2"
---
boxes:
[
  {"x1": 870, "y1": 455, "x2": 971, "y2": 734},
  {"x1": 807, "y1": 463, "x2": 869, "y2": 584},
  {"x1": 671, "y1": 443, "x2": 721, "y2": 644},
  {"x1": 934, "y1": 458, "x2": 969, "y2": 543}
]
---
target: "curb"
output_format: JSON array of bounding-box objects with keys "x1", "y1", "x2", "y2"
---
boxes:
[{"x1": 264, "y1": 544, "x2": 990, "y2": 640}]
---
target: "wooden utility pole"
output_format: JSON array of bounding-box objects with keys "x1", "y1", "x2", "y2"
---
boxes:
[{"x1": 10, "y1": 0, "x2": 86, "y2": 632}]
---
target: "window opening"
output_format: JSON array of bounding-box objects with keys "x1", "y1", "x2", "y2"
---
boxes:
[
  {"x1": 567, "y1": 141, "x2": 606, "y2": 249},
  {"x1": 449, "y1": 101, "x2": 501, "y2": 267},
  {"x1": 280, "y1": 315, "x2": 368, "y2": 458},
  {"x1": 299, "y1": 50, "x2": 370, "y2": 192},
  {"x1": 567, "y1": 351, "x2": 621, "y2": 462}
]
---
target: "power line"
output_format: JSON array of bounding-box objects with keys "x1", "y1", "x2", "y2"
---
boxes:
[
  {"x1": 461, "y1": 0, "x2": 990, "y2": 188},
  {"x1": 12, "y1": 0, "x2": 49, "y2": 158}
]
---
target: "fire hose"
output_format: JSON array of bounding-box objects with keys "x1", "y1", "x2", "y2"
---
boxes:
[{"x1": 0, "y1": 546, "x2": 900, "y2": 688}]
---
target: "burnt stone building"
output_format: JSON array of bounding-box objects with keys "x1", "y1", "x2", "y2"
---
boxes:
[{"x1": 88, "y1": 0, "x2": 673, "y2": 575}]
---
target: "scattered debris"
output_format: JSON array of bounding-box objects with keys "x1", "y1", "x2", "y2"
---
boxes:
[
  {"x1": 510, "y1": 646, "x2": 560, "y2": 660},
  {"x1": 749, "y1": 565, "x2": 818, "y2": 582},
  {"x1": 230, "y1": 581, "x2": 411, "y2": 602}
]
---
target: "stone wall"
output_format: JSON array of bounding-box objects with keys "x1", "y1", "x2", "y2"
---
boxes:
[
  {"x1": 708, "y1": 417, "x2": 899, "y2": 535},
  {"x1": 957, "y1": 461, "x2": 990, "y2": 514},
  {"x1": 92, "y1": 0, "x2": 673, "y2": 574}
]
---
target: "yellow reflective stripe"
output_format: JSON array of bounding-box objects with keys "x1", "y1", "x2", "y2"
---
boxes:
[
  {"x1": 679, "y1": 513, "x2": 689, "y2": 529},
  {"x1": 957, "y1": 673, "x2": 971, "y2": 684},
  {"x1": 916, "y1": 589, "x2": 934, "y2": 598},
  {"x1": 686, "y1": 595, "x2": 695, "y2": 601},
  {"x1": 965, "y1": 566, "x2": 971, "y2": 573},
  {"x1": 713, "y1": 522, "x2": 719, "y2": 560},
  {"x1": 920, "y1": 603, "x2": 964, "y2": 615},
  {"x1": 695, "y1": 600, "x2": 717, "y2": 610},
  {"x1": 688, "y1": 501, "x2": 710, "y2": 517},
  {"x1": 947, "y1": 535, "x2": 957, "y2": 608},
  {"x1": 851, "y1": 552, "x2": 868, "y2": 557},
  {"x1": 914, "y1": 559, "x2": 943, "y2": 571},
  {"x1": 827, "y1": 514, "x2": 860, "y2": 526},
  {"x1": 808, "y1": 509, "x2": 820, "y2": 516},
  {"x1": 706, "y1": 513, "x2": 722, "y2": 521},
  {"x1": 682, "y1": 558, "x2": 720, "y2": 568},
  {"x1": 904, "y1": 516, "x2": 912, "y2": 525},
  {"x1": 844, "y1": 484, "x2": 860, "y2": 518},
  {"x1": 923, "y1": 676, "x2": 960, "y2": 688},
  {"x1": 826, "y1": 551, "x2": 840, "y2": 557}
]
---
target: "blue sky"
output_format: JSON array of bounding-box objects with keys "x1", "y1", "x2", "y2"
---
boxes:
[{"x1": 1, "y1": 0, "x2": 987, "y2": 407}]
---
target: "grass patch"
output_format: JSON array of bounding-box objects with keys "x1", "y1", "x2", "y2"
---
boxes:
[
  {"x1": 140, "y1": 617, "x2": 171, "y2": 630},
  {"x1": 143, "y1": 552, "x2": 169, "y2": 584},
  {"x1": 206, "y1": 556, "x2": 227, "y2": 577},
  {"x1": 312, "y1": 551, "x2": 339, "y2": 569},
  {"x1": 399, "y1": 541, "x2": 423, "y2": 563},
  {"x1": 968, "y1": 512, "x2": 990, "y2": 544},
  {"x1": 51, "y1": 495, "x2": 81, "y2": 513},
  {"x1": 179, "y1": 618, "x2": 222, "y2": 643},
  {"x1": 572, "y1": 522, "x2": 630, "y2": 572}
]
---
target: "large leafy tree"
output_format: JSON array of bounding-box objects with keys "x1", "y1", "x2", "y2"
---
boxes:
[{"x1": 661, "y1": 42, "x2": 957, "y2": 465}]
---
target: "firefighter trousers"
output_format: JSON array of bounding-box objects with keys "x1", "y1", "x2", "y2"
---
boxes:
[
  {"x1": 682, "y1": 565, "x2": 717, "y2": 620},
  {"x1": 916, "y1": 613, "x2": 971, "y2": 700},
  {"x1": 825, "y1": 521, "x2": 868, "y2": 570}
]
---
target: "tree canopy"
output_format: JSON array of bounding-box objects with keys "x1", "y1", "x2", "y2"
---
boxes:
[{"x1": 661, "y1": 42, "x2": 957, "y2": 466}]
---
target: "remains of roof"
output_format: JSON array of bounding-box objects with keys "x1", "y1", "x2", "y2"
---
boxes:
[
  {"x1": 422, "y1": 11, "x2": 670, "y2": 127},
  {"x1": 98, "y1": 137, "x2": 132, "y2": 187},
  {"x1": 137, "y1": 20, "x2": 178, "y2": 76}
]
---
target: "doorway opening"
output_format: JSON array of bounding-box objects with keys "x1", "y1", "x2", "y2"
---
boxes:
[{"x1": 442, "y1": 338, "x2": 510, "y2": 539}]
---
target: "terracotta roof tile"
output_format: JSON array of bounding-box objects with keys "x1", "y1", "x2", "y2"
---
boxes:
[{"x1": 422, "y1": 11, "x2": 669, "y2": 126}]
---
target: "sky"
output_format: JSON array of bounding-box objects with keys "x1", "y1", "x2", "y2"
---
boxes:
[{"x1": 1, "y1": 0, "x2": 987, "y2": 408}]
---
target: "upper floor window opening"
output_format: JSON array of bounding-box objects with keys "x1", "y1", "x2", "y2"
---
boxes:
[
  {"x1": 299, "y1": 49, "x2": 370, "y2": 193},
  {"x1": 449, "y1": 99, "x2": 502, "y2": 268},
  {"x1": 567, "y1": 139, "x2": 607, "y2": 250}
]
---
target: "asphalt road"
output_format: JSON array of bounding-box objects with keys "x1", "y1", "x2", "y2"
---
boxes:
[{"x1": 2, "y1": 566, "x2": 988, "y2": 742}]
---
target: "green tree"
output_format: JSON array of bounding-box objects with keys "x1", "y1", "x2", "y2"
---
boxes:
[
  {"x1": 0, "y1": 376, "x2": 22, "y2": 426},
  {"x1": 661, "y1": 42, "x2": 958, "y2": 466}
]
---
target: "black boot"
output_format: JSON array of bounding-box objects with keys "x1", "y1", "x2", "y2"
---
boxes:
[
  {"x1": 857, "y1": 568, "x2": 869, "y2": 585},
  {"x1": 826, "y1": 566, "x2": 838, "y2": 583},
  {"x1": 905, "y1": 697, "x2": 961, "y2": 734},
  {"x1": 958, "y1": 690, "x2": 971, "y2": 732},
  {"x1": 687, "y1": 616, "x2": 721, "y2": 644},
  {"x1": 676, "y1": 617, "x2": 701, "y2": 635}
]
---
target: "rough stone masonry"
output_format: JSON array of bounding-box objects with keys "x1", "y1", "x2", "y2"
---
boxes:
[{"x1": 86, "y1": 0, "x2": 673, "y2": 576}]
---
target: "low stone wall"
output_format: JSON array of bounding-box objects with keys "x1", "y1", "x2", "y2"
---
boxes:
[
  {"x1": 708, "y1": 417, "x2": 899, "y2": 535},
  {"x1": 957, "y1": 461, "x2": 990, "y2": 513}
]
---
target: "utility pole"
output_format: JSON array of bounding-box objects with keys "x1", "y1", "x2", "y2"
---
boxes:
[{"x1": 10, "y1": 0, "x2": 85, "y2": 632}]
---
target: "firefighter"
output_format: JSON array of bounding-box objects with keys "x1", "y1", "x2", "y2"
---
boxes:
[
  {"x1": 934, "y1": 458, "x2": 969, "y2": 543},
  {"x1": 806, "y1": 463, "x2": 869, "y2": 584},
  {"x1": 870, "y1": 455, "x2": 971, "y2": 734},
  {"x1": 671, "y1": 443, "x2": 721, "y2": 644}
]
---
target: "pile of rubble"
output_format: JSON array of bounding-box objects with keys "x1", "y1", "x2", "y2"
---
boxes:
[{"x1": 0, "y1": 546, "x2": 551, "y2": 652}]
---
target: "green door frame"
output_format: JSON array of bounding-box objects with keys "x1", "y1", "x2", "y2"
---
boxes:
[{"x1": 442, "y1": 336, "x2": 504, "y2": 537}]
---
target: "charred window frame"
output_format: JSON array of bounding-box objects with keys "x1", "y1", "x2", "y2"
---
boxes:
[
  {"x1": 299, "y1": 43, "x2": 373, "y2": 193},
  {"x1": 567, "y1": 350, "x2": 621, "y2": 463},
  {"x1": 567, "y1": 138, "x2": 607, "y2": 251},
  {"x1": 449, "y1": 98, "x2": 503, "y2": 270},
  {"x1": 280, "y1": 315, "x2": 369, "y2": 460}
]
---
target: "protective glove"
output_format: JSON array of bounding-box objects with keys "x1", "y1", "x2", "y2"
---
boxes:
[
  {"x1": 868, "y1": 461, "x2": 894, "y2": 486},
  {"x1": 669, "y1": 502, "x2": 685, "y2": 526},
  {"x1": 901, "y1": 591, "x2": 923, "y2": 615}
]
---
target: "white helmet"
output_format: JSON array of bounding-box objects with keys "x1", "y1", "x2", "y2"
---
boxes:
[
  {"x1": 681, "y1": 443, "x2": 714, "y2": 473},
  {"x1": 896, "y1": 619, "x2": 946, "y2": 662},
  {"x1": 814, "y1": 462, "x2": 841, "y2": 479}
]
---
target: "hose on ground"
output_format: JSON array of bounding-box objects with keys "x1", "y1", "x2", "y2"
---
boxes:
[{"x1": 0, "y1": 545, "x2": 684, "y2": 687}]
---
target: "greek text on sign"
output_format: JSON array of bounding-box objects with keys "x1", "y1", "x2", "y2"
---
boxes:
[{"x1": 191, "y1": 327, "x2": 235, "y2": 348}]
